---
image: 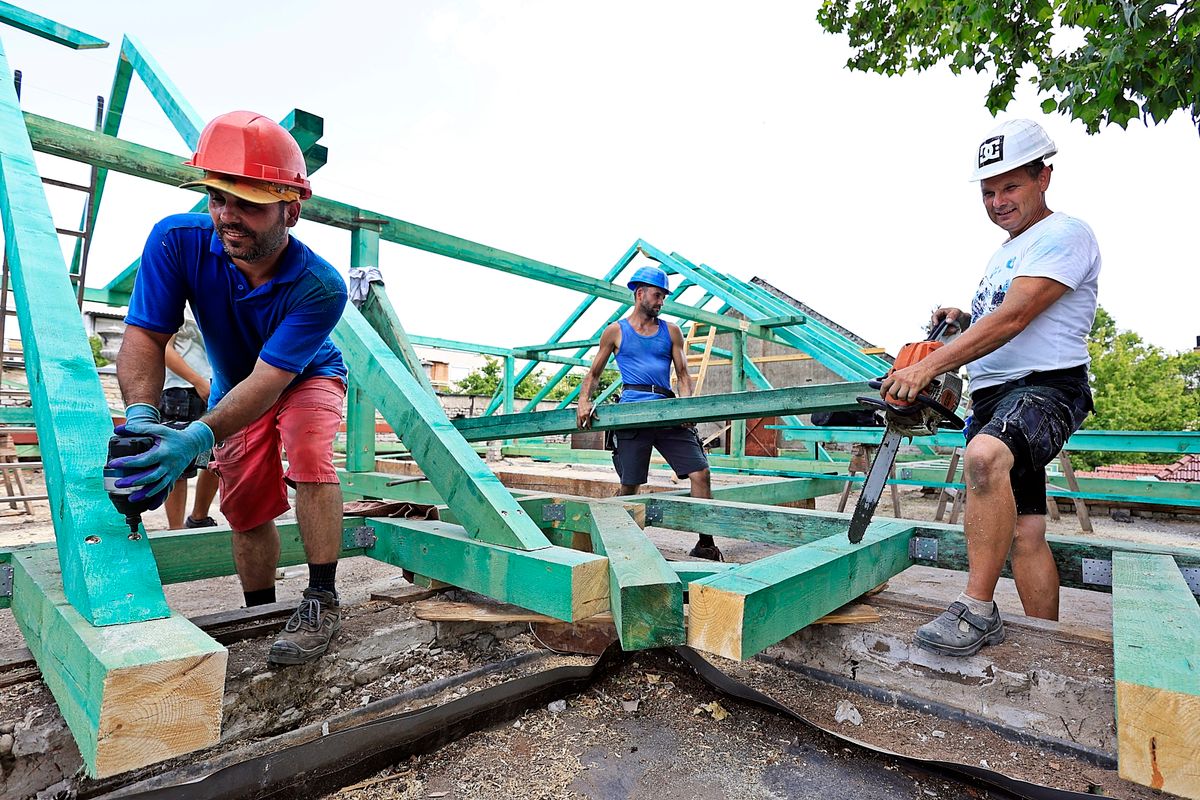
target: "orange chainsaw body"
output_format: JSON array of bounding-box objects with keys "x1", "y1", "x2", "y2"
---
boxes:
[{"x1": 883, "y1": 340, "x2": 944, "y2": 407}]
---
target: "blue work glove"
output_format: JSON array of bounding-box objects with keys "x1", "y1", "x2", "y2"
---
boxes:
[
  {"x1": 122, "y1": 403, "x2": 162, "y2": 434},
  {"x1": 109, "y1": 420, "x2": 215, "y2": 503}
]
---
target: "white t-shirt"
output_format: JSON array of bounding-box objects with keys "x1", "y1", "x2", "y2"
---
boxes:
[
  {"x1": 966, "y1": 212, "x2": 1100, "y2": 391},
  {"x1": 164, "y1": 317, "x2": 213, "y2": 391}
]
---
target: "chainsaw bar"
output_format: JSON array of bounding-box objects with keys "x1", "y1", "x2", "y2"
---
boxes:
[{"x1": 847, "y1": 428, "x2": 903, "y2": 543}]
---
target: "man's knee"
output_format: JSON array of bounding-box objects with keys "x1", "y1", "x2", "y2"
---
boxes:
[
  {"x1": 689, "y1": 467, "x2": 711, "y2": 485},
  {"x1": 964, "y1": 436, "x2": 1014, "y2": 493},
  {"x1": 1012, "y1": 514, "x2": 1048, "y2": 553}
]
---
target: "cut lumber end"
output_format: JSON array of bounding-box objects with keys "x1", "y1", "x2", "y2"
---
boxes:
[
  {"x1": 570, "y1": 555, "x2": 611, "y2": 621},
  {"x1": 95, "y1": 648, "x2": 227, "y2": 777},
  {"x1": 614, "y1": 582, "x2": 685, "y2": 650},
  {"x1": 686, "y1": 581, "x2": 745, "y2": 660},
  {"x1": 1116, "y1": 681, "x2": 1200, "y2": 797}
]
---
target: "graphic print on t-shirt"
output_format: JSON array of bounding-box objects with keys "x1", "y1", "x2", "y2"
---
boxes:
[{"x1": 971, "y1": 257, "x2": 1017, "y2": 322}]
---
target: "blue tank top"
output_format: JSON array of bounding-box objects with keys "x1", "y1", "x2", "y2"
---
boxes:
[{"x1": 615, "y1": 318, "x2": 672, "y2": 403}]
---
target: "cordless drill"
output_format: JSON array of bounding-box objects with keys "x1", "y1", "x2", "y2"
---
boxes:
[
  {"x1": 104, "y1": 421, "x2": 201, "y2": 534},
  {"x1": 104, "y1": 431, "x2": 158, "y2": 534}
]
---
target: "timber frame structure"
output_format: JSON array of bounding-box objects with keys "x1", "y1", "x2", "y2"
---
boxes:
[{"x1": 0, "y1": 8, "x2": 1197, "y2": 798}]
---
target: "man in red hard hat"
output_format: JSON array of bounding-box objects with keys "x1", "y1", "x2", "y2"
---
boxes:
[
  {"x1": 110, "y1": 110, "x2": 350, "y2": 667},
  {"x1": 577, "y1": 264, "x2": 722, "y2": 560}
]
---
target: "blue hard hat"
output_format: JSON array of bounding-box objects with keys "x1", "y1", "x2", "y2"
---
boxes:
[{"x1": 626, "y1": 265, "x2": 669, "y2": 293}]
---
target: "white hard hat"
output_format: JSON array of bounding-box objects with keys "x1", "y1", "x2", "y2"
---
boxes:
[{"x1": 969, "y1": 118, "x2": 1057, "y2": 181}]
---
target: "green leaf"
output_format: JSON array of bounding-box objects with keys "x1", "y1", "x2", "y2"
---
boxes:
[{"x1": 1041, "y1": 97, "x2": 1058, "y2": 113}]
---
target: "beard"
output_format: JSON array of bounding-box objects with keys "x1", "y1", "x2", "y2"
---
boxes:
[{"x1": 218, "y1": 218, "x2": 289, "y2": 263}]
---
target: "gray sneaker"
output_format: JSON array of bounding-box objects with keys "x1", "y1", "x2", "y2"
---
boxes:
[
  {"x1": 913, "y1": 601, "x2": 1004, "y2": 656},
  {"x1": 267, "y1": 588, "x2": 341, "y2": 666}
]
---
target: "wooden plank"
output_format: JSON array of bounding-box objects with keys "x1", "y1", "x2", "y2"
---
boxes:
[
  {"x1": 687, "y1": 521, "x2": 913, "y2": 660},
  {"x1": 0, "y1": 40, "x2": 169, "y2": 625},
  {"x1": 332, "y1": 304, "x2": 551, "y2": 551},
  {"x1": 708, "y1": 477, "x2": 843, "y2": 505},
  {"x1": 10, "y1": 549, "x2": 226, "y2": 778},
  {"x1": 453, "y1": 382, "x2": 870, "y2": 442},
  {"x1": 584, "y1": 502, "x2": 684, "y2": 650},
  {"x1": 0, "y1": 1, "x2": 108, "y2": 48},
  {"x1": 638, "y1": 495, "x2": 850, "y2": 546},
  {"x1": 359, "y1": 281, "x2": 438, "y2": 397},
  {"x1": 1112, "y1": 552, "x2": 1200, "y2": 797},
  {"x1": 335, "y1": 469, "x2": 447, "y2": 504},
  {"x1": 367, "y1": 517, "x2": 608, "y2": 622},
  {"x1": 146, "y1": 517, "x2": 375, "y2": 585},
  {"x1": 413, "y1": 599, "x2": 613, "y2": 624}
]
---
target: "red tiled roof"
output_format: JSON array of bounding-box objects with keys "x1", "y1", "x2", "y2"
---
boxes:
[{"x1": 1076, "y1": 455, "x2": 1200, "y2": 482}]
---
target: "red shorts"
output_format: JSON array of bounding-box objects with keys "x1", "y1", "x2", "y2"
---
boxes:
[{"x1": 210, "y1": 377, "x2": 345, "y2": 531}]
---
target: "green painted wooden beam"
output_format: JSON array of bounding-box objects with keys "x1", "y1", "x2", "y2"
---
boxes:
[
  {"x1": 333, "y1": 305, "x2": 550, "y2": 551},
  {"x1": 366, "y1": 517, "x2": 608, "y2": 622},
  {"x1": 19, "y1": 113, "x2": 786, "y2": 343},
  {"x1": 516, "y1": 336, "x2": 601, "y2": 353},
  {"x1": 10, "y1": 548, "x2": 225, "y2": 777},
  {"x1": 148, "y1": 517, "x2": 375, "y2": 585},
  {"x1": 345, "y1": 228, "x2": 383, "y2": 471},
  {"x1": 359, "y1": 285, "x2": 438, "y2": 396},
  {"x1": 1111, "y1": 552, "x2": 1200, "y2": 796},
  {"x1": 454, "y1": 382, "x2": 870, "y2": 442},
  {"x1": 627, "y1": 496, "x2": 1200, "y2": 592},
  {"x1": 710, "y1": 477, "x2": 844, "y2": 504},
  {"x1": 0, "y1": 41, "x2": 169, "y2": 625},
  {"x1": 335, "y1": 469, "x2": 448, "y2": 505},
  {"x1": 687, "y1": 521, "x2": 914, "y2": 660},
  {"x1": 0, "y1": 1, "x2": 107, "y2": 48},
  {"x1": 0, "y1": 405, "x2": 33, "y2": 423},
  {"x1": 775, "y1": 425, "x2": 1200, "y2": 455},
  {"x1": 756, "y1": 314, "x2": 808, "y2": 328},
  {"x1": 487, "y1": 244, "x2": 640, "y2": 416},
  {"x1": 585, "y1": 502, "x2": 684, "y2": 650}
]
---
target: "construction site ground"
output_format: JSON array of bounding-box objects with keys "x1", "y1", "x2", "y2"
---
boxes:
[{"x1": 1, "y1": 461, "x2": 1196, "y2": 799}]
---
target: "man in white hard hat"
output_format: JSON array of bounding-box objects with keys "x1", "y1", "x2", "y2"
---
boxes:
[{"x1": 879, "y1": 118, "x2": 1100, "y2": 656}]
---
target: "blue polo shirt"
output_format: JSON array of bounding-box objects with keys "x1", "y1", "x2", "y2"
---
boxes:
[{"x1": 126, "y1": 213, "x2": 348, "y2": 407}]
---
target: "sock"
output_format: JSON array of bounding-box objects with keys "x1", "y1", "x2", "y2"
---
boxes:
[
  {"x1": 244, "y1": 587, "x2": 276, "y2": 607},
  {"x1": 958, "y1": 592, "x2": 995, "y2": 617},
  {"x1": 308, "y1": 561, "x2": 338, "y2": 594}
]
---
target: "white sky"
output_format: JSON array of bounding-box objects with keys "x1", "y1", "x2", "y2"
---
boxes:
[{"x1": 5, "y1": 1, "x2": 1198, "y2": 365}]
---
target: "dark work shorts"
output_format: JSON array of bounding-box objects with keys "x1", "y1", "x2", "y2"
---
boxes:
[
  {"x1": 964, "y1": 365, "x2": 1093, "y2": 516},
  {"x1": 159, "y1": 387, "x2": 207, "y2": 479},
  {"x1": 610, "y1": 425, "x2": 709, "y2": 485}
]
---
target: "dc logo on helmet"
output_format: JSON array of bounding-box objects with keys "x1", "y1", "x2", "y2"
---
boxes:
[{"x1": 978, "y1": 136, "x2": 1004, "y2": 168}]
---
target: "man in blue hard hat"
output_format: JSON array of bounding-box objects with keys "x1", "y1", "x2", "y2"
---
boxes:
[{"x1": 577, "y1": 264, "x2": 722, "y2": 560}]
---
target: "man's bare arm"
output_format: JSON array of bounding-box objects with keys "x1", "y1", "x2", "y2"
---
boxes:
[
  {"x1": 576, "y1": 324, "x2": 620, "y2": 428},
  {"x1": 117, "y1": 326, "x2": 172, "y2": 408},
  {"x1": 668, "y1": 324, "x2": 694, "y2": 398},
  {"x1": 880, "y1": 276, "x2": 1070, "y2": 403},
  {"x1": 163, "y1": 335, "x2": 212, "y2": 401},
  {"x1": 200, "y1": 359, "x2": 297, "y2": 442}
]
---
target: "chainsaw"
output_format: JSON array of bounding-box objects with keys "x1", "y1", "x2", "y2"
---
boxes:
[{"x1": 846, "y1": 317, "x2": 968, "y2": 543}]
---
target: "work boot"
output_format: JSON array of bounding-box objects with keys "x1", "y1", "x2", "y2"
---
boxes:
[
  {"x1": 267, "y1": 588, "x2": 341, "y2": 666},
  {"x1": 185, "y1": 515, "x2": 218, "y2": 528},
  {"x1": 913, "y1": 601, "x2": 1004, "y2": 657},
  {"x1": 688, "y1": 540, "x2": 724, "y2": 562}
]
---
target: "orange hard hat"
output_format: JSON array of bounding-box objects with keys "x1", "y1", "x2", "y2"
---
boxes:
[{"x1": 183, "y1": 111, "x2": 312, "y2": 200}]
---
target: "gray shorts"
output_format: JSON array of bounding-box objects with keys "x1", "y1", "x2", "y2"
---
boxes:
[
  {"x1": 610, "y1": 426, "x2": 709, "y2": 486},
  {"x1": 965, "y1": 367, "x2": 1092, "y2": 515}
]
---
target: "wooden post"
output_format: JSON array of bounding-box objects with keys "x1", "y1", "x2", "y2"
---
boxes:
[
  {"x1": 332, "y1": 305, "x2": 551, "y2": 551},
  {"x1": 344, "y1": 227, "x2": 381, "y2": 472},
  {"x1": 1058, "y1": 452, "x2": 1093, "y2": 533},
  {"x1": 730, "y1": 329, "x2": 747, "y2": 460},
  {"x1": 1112, "y1": 552, "x2": 1200, "y2": 797},
  {"x1": 0, "y1": 38, "x2": 169, "y2": 624}
]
